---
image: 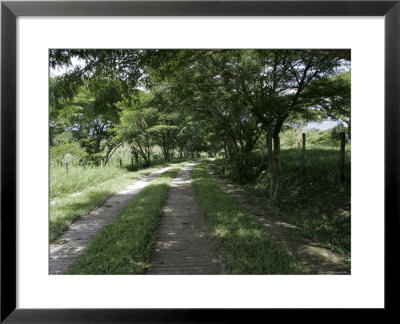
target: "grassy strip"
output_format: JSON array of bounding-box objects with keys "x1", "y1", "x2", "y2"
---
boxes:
[
  {"x1": 50, "y1": 163, "x2": 180, "y2": 241},
  {"x1": 67, "y1": 166, "x2": 183, "y2": 274},
  {"x1": 192, "y1": 162, "x2": 302, "y2": 274},
  {"x1": 213, "y1": 146, "x2": 351, "y2": 256},
  {"x1": 50, "y1": 165, "x2": 128, "y2": 199},
  {"x1": 50, "y1": 158, "x2": 187, "y2": 200}
]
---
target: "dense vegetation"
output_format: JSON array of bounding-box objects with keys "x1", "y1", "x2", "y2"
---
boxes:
[
  {"x1": 50, "y1": 49, "x2": 351, "y2": 255},
  {"x1": 212, "y1": 134, "x2": 351, "y2": 256},
  {"x1": 50, "y1": 49, "x2": 350, "y2": 196}
]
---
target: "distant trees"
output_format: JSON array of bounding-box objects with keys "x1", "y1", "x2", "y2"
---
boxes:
[
  {"x1": 303, "y1": 70, "x2": 351, "y2": 139},
  {"x1": 116, "y1": 106, "x2": 157, "y2": 167},
  {"x1": 50, "y1": 77, "x2": 125, "y2": 164},
  {"x1": 49, "y1": 49, "x2": 350, "y2": 199},
  {"x1": 148, "y1": 49, "x2": 349, "y2": 198}
]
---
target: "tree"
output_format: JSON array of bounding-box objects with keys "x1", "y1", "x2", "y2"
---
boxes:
[
  {"x1": 176, "y1": 117, "x2": 210, "y2": 158},
  {"x1": 50, "y1": 49, "x2": 350, "y2": 199},
  {"x1": 115, "y1": 104, "x2": 158, "y2": 167},
  {"x1": 50, "y1": 77, "x2": 126, "y2": 164},
  {"x1": 149, "y1": 50, "x2": 264, "y2": 180},
  {"x1": 321, "y1": 71, "x2": 351, "y2": 139},
  {"x1": 148, "y1": 49, "x2": 348, "y2": 198},
  {"x1": 49, "y1": 49, "x2": 146, "y2": 98},
  {"x1": 148, "y1": 114, "x2": 180, "y2": 161}
]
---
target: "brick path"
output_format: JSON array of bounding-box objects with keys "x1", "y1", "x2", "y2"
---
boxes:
[
  {"x1": 49, "y1": 164, "x2": 179, "y2": 274},
  {"x1": 206, "y1": 163, "x2": 350, "y2": 274},
  {"x1": 147, "y1": 162, "x2": 221, "y2": 274}
]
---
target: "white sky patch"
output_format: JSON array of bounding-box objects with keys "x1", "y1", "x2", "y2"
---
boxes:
[
  {"x1": 306, "y1": 120, "x2": 340, "y2": 130},
  {"x1": 50, "y1": 56, "x2": 86, "y2": 77}
]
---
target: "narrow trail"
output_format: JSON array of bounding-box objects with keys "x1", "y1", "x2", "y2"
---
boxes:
[
  {"x1": 147, "y1": 162, "x2": 221, "y2": 274},
  {"x1": 206, "y1": 163, "x2": 350, "y2": 275},
  {"x1": 49, "y1": 164, "x2": 180, "y2": 274}
]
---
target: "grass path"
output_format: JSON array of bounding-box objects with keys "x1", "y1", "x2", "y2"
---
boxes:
[
  {"x1": 206, "y1": 162, "x2": 350, "y2": 274},
  {"x1": 147, "y1": 162, "x2": 220, "y2": 274},
  {"x1": 192, "y1": 162, "x2": 301, "y2": 274},
  {"x1": 50, "y1": 163, "x2": 182, "y2": 241},
  {"x1": 50, "y1": 163, "x2": 184, "y2": 274},
  {"x1": 66, "y1": 165, "x2": 184, "y2": 274}
]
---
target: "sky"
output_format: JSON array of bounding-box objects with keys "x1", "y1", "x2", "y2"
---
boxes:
[
  {"x1": 306, "y1": 120, "x2": 339, "y2": 130},
  {"x1": 50, "y1": 56, "x2": 84, "y2": 77}
]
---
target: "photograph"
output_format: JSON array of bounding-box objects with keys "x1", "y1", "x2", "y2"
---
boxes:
[
  {"x1": 49, "y1": 49, "x2": 351, "y2": 275},
  {"x1": 2, "y1": 0, "x2": 397, "y2": 319}
]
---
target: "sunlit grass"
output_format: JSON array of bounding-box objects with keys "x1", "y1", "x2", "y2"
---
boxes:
[
  {"x1": 50, "y1": 165, "x2": 127, "y2": 199},
  {"x1": 50, "y1": 161, "x2": 184, "y2": 241},
  {"x1": 192, "y1": 162, "x2": 302, "y2": 274},
  {"x1": 213, "y1": 145, "x2": 351, "y2": 256},
  {"x1": 67, "y1": 166, "x2": 183, "y2": 274}
]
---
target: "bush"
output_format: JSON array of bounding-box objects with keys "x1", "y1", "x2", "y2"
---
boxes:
[
  {"x1": 330, "y1": 123, "x2": 349, "y2": 142},
  {"x1": 228, "y1": 152, "x2": 263, "y2": 184},
  {"x1": 50, "y1": 142, "x2": 88, "y2": 166}
]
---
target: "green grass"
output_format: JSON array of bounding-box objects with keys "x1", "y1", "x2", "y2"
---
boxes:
[
  {"x1": 278, "y1": 146, "x2": 350, "y2": 256},
  {"x1": 191, "y1": 162, "x2": 302, "y2": 274},
  {"x1": 67, "y1": 166, "x2": 183, "y2": 274},
  {"x1": 214, "y1": 145, "x2": 351, "y2": 256},
  {"x1": 50, "y1": 161, "x2": 184, "y2": 241},
  {"x1": 50, "y1": 165, "x2": 128, "y2": 199}
]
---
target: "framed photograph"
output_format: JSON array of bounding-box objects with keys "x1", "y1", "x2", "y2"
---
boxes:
[{"x1": 1, "y1": 0, "x2": 398, "y2": 321}]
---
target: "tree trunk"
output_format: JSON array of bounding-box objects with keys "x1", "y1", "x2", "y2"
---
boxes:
[
  {"x1": 224, "y1": 143, "x2": 229, "y2": 174},
  {"x1": 347, "y1": 119, "x2": 351, "y2": 140},
  {"x1": 266, "y1": 128, "x2": 274, "y2": 196},
  {"x1": 266, "y1": 127, "x2": 282, "y2": 201},
  {"x1": 270, "y1": 133, "x2": 282, "y2": 201},
  {"x1": 133, "y1": 151, "x2": 139, "y2": 164},
  {"x1": 143, "y1": 156, "x2": 149, "y2": 167}
]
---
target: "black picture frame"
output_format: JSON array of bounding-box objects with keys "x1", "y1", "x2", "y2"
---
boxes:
[{"x1": 1, "y1": 0, "x2": 398, "y2": 322}]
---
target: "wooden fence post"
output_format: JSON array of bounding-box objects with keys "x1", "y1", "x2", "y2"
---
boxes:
[
  {"x1": 119, "y1": 158, "x2": 122, "y2": 168},
  {"x1": 64, "y1": 162, "x2": 68, "y2": 172},
  {"x1": 101, "y1": 160, "x2": 104, "y2": 168},
  {"x1": 338, "y1": 132, "x2": 345, "y2": 183},
  {"x1": 131, "y1": 157, "x2": 134, "y2": 168},
  {"x1": 301, "y1": 133, "x2": 306, "y2": 174}
]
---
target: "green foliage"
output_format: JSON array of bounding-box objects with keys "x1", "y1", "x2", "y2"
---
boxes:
[
  {"x1": 49, "y1": 49, "x2": 352, "y2": 271},
  {"x1": 330, "y1": 122, "x2": 349, "y2": 141},
  {"x1": 50, "y1": 49, "x2": 351, "y2": 197},
  {"x1": 280, "y1": 128, "x2": 303, "y2": 147},
  {"x1": 214, "y1": 145, "x2": 351, "y2": 256},
  {"x1": 50, "y1": 77, "x2": 131, "y2": 165},
  {"x1": 114, "y1": 104, "x2": 158, "y2": 166},
  {"x1": 278, "y1": 147, "x2": 351, "y2": 255},
  {"x1": 228, "y1": 153, "x2": 263, "y2": 184},
  {"x1": 50, "y1": 136, "x2": 88, "y2": 164},
  {"x1": 308, "y1": 131, "x2": 335, "y2": 146}
]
